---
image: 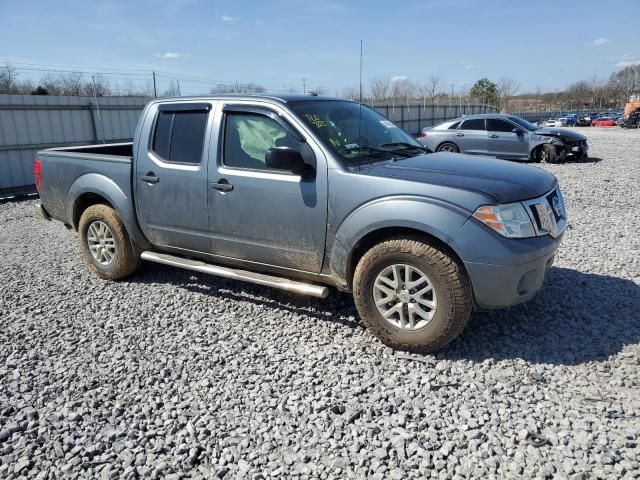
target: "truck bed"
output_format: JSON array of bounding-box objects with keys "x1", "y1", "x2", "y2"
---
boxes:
[
  {"x1": 43, "y1": 142, "x2": 133, "y2": 158},
  {"x1": 36, "y1": 142, "x2": 134, "y2": 227}
]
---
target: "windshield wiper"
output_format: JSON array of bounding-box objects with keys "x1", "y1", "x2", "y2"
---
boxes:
[
  {"x1": 344, "y1": 145, "x2": 413, "y2": 158},
  {"x1": 379, "y1": 142, "x2": 429, "y2": 153}
]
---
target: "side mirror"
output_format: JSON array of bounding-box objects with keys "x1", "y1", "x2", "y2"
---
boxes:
[
  {"x1": 265, "y1": 147, "x2": 312, "y2": 175},
  {"x1": 512, "y1": 128, "x2": 524, "y2": 135}
]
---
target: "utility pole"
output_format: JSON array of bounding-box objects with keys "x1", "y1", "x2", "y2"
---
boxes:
[
  {"x1": 303, "y1": 78, "x2": 306, "y2": 95},
  {"x1": 176, "y1": 79, "x2": 181, "y2": 96},
  {"x1": 152, "y1": 71, "x2": 157, "y2": 98}
]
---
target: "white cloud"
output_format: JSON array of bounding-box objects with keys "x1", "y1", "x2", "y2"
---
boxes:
[
  {"x1": 616, "y1": 58, "x2": 640, "y2": 68},
  {"x1": 390, "y1": 75, "x2": 407, "y2": 83},
  {"x1": 592, "y1": 37, "x2": 611, "y2": 47},
  {"x1": 162, "y1": 52, "x2": 181, "y2": 59},
  {"x1": 220, "y1": 15, "x2": 237, "y2": 22}
]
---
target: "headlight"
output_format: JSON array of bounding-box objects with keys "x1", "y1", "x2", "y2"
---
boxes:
[{"x1": 473, "y1": 203, "x2": 536, "y2": 238}]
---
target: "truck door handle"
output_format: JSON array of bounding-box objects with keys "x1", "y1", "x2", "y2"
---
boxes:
[
  {"x1": 141, "y1": 173, "x2": 159, "y2": 184},
  {"x1": 210, "y1": 180, "x2": 233, "y2": 192},
  {"x1": 489, "y1": 134, "x2": 499, "y2": 138},
  {"x1": 455, "y1": 133, "x2": 464, "y2": 137}
]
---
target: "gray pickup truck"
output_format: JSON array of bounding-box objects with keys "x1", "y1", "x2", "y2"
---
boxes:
[{"x1": 35, "y1": 94, "x2": 566, "y2": 352}]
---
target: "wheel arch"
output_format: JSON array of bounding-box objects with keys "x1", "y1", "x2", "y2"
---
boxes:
[
  {"x1": 346, "y1": 226, "x2": 469, "y2": 291},
  {"x1": 66, "y1": 173, "x2": 151, "y2": 250},
  {"x1": 436, "y1": 140, "x2": 459, "y2": 152},
  {"x1": 327, "y1": 196, "x2": 474, "y2": 291}
]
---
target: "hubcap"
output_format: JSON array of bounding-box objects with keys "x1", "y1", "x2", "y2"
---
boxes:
[
  {"x1": 440, "y1": 145, "x2": 454, "y2": 152},
  {"x1": 373, "y1": 264, "x2": 437, "y2": 330},
  {"x1": 87, "y1": 221, "x2": 116, "y2": 266}
]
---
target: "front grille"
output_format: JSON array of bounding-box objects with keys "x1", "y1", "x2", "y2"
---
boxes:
[{"x1": 522, "y1": 187, "x2": 567, "y2": 238}]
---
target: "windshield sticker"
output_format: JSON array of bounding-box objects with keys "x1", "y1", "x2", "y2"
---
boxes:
[
  {"x1": 380, "y1": 120, "x2": 397, "y2": 129},
  {"x1": 329, "y1": 138, "x2": 341, "y2": 148},
  {"x1": 344, "y1": 143, "x2": 359, "y2": 149},
  {"x1": 305, "y1": 114, "x2": 326, "y2": 129}
]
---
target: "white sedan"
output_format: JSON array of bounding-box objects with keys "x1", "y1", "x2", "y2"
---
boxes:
[{"x1": 544, "y1": 119, "x2": 563, "y2": 127}]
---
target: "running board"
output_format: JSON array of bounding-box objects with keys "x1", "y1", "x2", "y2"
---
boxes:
[{"x1": 140, "y1": 251, "x2": 329, "y2": 298}]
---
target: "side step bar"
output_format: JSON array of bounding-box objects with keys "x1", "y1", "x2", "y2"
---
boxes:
[{"x1": 140, "y1": 251, "x2": 329, "y2": 299}]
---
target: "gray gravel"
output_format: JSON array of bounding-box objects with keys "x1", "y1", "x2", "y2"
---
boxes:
[{"x1": 1, "y1": 127, "x2": 639, "y2": 479}]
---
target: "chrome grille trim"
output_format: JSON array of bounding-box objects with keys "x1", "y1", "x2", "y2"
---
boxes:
[{"x1": 522, "y1": 186, "x2": 567, "y2": 238}]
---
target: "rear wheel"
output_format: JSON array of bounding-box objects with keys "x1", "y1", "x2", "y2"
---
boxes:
[
  {"x1": 436, "y1": 142, "x2": 459, "y2": 153},
  {"x1": 353, "y1": 237, "x2": 472, "y2": 353},
  {"x1": 78, "y1": 204, "x2": 140, "y2": 280}
]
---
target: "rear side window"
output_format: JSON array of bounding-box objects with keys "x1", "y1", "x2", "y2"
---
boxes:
[
  {"x1": 487, "y1": 119, "x2": 515, "y2": 132},
  {"x1": 151, "y1": 107, "x2": 208, "y2": 164},
  {"x1": 448, "y1": 121, "x2": 461, "y2": 130},
  {"x1": 460, "y1": 119, "x2": 485, "y2": 130}
]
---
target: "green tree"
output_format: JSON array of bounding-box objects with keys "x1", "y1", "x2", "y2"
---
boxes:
[{"x1": 469, "y1": 78, "x2": 498, "y2": 106}]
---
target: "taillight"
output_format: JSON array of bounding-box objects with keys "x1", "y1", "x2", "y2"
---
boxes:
[{"x1": 33, "y1": 158, "x2": 42, "y2": 191}]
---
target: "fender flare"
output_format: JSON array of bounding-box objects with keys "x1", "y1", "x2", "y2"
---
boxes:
[
  {"x1": 327, "y1": 196, "x2": 471, "y2": 288},
  {"x1": 66, "y1": 173, "x2": 151, "y2": 249}
]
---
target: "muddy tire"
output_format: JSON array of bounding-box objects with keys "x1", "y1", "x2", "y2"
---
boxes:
[
  {"x1": 436, "y1": 142, "x2": 459, "y2": 153},
  {"x1": 78, "y1": 204, "x2": 140, "y2": 280},
  {"x1": 537, "y1": 144, "x2": 558, "y2": 163},
  {"x1": 353, "y1": 237, "x2": 472, "y2": 353}
]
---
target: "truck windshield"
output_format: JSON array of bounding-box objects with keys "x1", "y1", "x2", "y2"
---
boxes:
[{"x1": 289, "y1": 100, "x2": 425, "y2": 164}]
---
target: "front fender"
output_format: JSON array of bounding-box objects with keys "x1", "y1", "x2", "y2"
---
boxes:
[
  {"x1": 328, "y1": 196, "x2": 472, "y2": 287},
  {"x1": 66, "y1": 173, "x2": 150, "y2": 249}
]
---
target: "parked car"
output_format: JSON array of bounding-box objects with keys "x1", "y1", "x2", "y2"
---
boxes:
[
  {"x1": 418, "y1": 114, "x2": 588, "y2": 162},
  {"x1": 591, "y1": 117, "x2": 616, "y2": 127},
  {"x1": 576, "y1": 115, "x2": 592, "y2": 127},
  {"x1": 544, "y1": 118, "x2": 563, "y2": 127},
  {"x1": 34, "y1": 95, "x2": 567, "y2": 353}
]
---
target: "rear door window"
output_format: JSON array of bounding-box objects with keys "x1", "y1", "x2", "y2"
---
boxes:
[
  {"x1": 151, "y1": 106, "x2": 209, "y2": 164},
  {"x1": 459, "y1": 119, "x2": 486, "y2": 130}
]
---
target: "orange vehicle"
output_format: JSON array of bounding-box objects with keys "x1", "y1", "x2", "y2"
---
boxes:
[{"x1": 624, "y1": 96, "x2": 640, "y2": 119}]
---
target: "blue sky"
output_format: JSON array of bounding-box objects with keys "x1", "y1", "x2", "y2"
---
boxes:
[{"x1": 1, "y1": 0, "x2": 639, "y2": 95}]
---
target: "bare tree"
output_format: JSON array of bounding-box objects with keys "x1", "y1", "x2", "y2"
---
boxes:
[
  {"x1": 496, "y1": 77, "x2": 521, "y2": 112},
  {"x1": 340, "y1": 86, "x2": 360, "y2": 100},
  {"x1": 391, "y1": 78, "x2": 417, "y2": 106},
  {"x1": 59, "y1": 72, "x2": 84, "y2": 96},
  {"x1": 425, "y1": 74, "x2": 442, "y2": 100},
  {"x1": 608, "y1": 64, "x2": 640, "y2": 104},
  {"x1": 369, "y1": 75, "x2": 391, "y2": 101},
  {"x1": 162, "y1": 80, "x2": 181, "y2": 97},
  {"x1": 0, "y1": 63, "x2": 19, "y2": 93},
  {"x1": 84, "y1": 74, "x2": 110, "y2": 97}
]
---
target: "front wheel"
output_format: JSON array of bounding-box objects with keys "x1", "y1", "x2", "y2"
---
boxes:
[
  {"x1": 353, "y1": 238, "x2": 472, "y2": 353},
  {"x1": 536, "y1": 144, "x2": 557, "y2": 163},
  {"x1": 78, "y1": 204, "x2": 140, "y2": 280}
]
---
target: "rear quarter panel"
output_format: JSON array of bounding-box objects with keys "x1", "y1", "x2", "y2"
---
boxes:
[{"x1": 37, "y1": 151, "x2": 149, "y2": 249}]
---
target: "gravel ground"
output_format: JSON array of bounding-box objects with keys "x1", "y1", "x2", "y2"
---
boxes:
[{"x1": 1, "y1": 127, "x2": 639, "y2": 479}]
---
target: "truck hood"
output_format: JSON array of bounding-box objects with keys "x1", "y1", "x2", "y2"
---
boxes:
[
  {"x1": 356, "y1": 153, "x2": 557, "y2": 203},
  {"x1": 534, "y1": 128, "x2": 586, "y2": 142}
]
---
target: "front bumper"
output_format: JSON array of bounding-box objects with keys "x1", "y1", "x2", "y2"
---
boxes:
[
  {"x1": 451, "y1": 194, "x2": 565, "y2": 310},
  {"x1": 464, "y1": 247, "x2": 558, "y2": 310}
]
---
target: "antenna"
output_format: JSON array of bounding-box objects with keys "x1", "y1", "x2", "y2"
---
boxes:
[
  {"x1": 359, "y1": 40, "x2": 363, "y2": 104},
  {"x1": 358, "y1": 40, "x2": 363, "y2": 149}
]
